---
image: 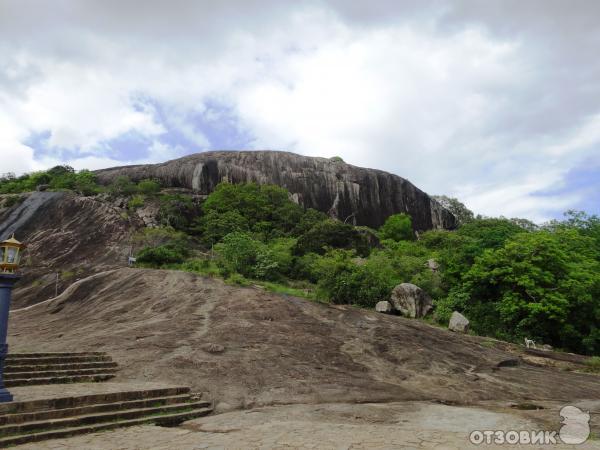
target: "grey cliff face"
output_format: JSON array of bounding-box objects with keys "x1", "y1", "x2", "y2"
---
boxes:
[{"x1": 95, "y1": 151, "x2": 457, "y2": 231}]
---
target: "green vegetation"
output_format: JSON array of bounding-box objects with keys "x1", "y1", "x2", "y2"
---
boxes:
[
  {"x1": 4, "y1": 165, "x2": 598, "y2": 356},
  {"x1": 129, "y1": 182, "x2": 599, "y2": 355},
  {"x1": 585, "y1": 356, "x2": 600, "y2": 373}
]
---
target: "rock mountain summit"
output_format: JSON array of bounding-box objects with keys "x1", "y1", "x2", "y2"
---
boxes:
[{"x1": 95, "y1": 151, "x2": 456, "y2": 231}]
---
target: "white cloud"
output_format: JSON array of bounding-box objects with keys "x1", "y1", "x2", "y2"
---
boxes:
[{"x1": 0, "y1": 1, "x2": 599, "y2": 221}]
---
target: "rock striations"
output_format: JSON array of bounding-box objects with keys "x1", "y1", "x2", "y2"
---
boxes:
[{"x1": 95, "y1": 151, "x2": 456, "y2": 231}]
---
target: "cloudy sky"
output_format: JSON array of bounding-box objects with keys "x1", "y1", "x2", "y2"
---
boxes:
[{"x1": 1, "y1": 0, "x2": 598, "y2": 221}]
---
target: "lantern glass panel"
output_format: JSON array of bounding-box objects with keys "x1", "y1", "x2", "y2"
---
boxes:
[
  {"x1": 7, "y1": 247, "x2": 17, "y2": 264},
  {"x1": 0, "y1": 246, "x2": 4, "y2": 263}
]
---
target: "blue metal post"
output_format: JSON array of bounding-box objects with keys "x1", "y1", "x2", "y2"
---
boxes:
[{"x1": 0, "y1": 273, "x2": 19, "y2": 402}]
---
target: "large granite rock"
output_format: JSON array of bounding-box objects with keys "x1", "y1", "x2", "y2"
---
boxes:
[
  {"x1": 449, "y1": 311, "x2": 469, "y2": 333},
  {"x1": 389, "y1": 283, "x2": 433, "y2": 318},
  {"x1": 95, "y1": 151, "x2": 456, "y2": 231}
]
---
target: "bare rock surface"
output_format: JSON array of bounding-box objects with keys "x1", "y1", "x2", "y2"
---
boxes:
[
  {"x1": 94, "y1": 150, "x2": 457, "y2": 231},
  {"x1": 0, "y1": 192, "x2": 137, "y2": 308},
  {"x1": 9, "y1": 268, "x2": 600, "y2": 413},
  {"x1": 14, "y1": 401, "x2": 600, "y2": 449},
  {"x1": 389, "y1": 283, "x2": 433, "y2": 318}
]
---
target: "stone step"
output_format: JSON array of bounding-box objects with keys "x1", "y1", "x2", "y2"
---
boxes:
[
  {"x1": 0, "y1": 400, "x2": 209, "y2": 436},
  {"x1": 4, "y1": 367, "x2": 119, "y2": 380},
  {"x1": 5, "y1": 355, "x2": 113, "y2": 365},
  {"x1": 6, "y1": 352, "x2": 107, "y2": 359},
  {"x1": 0, "y1": 386, "x2": 191, "y2": 414},
  {"x1": 0, "y1": 394, "x2": 203, "y2": 425},
  {"x1": 4, "y1": 373, "x2": 116, "y2": 387},
  {"x1": 3, "y1": 361, "x2": 118, "y2": 373},
  {"x1": 0, "y1": 406, "x2": 212, "y2": 448}
]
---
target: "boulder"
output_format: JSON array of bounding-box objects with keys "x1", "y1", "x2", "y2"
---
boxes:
[
  {"x1": 389, "y1": 283, "x2": 432, "y2": 318},
  {"x1": 375, "y1": 301, "x2": 393, "y2": 314},
  {"x1": 540, "y1": 344, "x2": 554, "y2": 352},
  {"x1": 426, "y1": 259, "x2": 439, "y2": 271},
  {"x1": 449, "y1": 311, "x2": 469, "y2": 333},
  {"x1": 36, "y1": 184, "x2": 50, "y2": 192}
]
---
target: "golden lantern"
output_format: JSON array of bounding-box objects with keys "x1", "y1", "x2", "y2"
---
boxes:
[{"x1": 0, "y1": 234, "x2": 25, "y2": 273}]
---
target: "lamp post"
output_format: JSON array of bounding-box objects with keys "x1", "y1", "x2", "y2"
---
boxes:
[{"x1": 0, "y1": 234, "x2": 25, "y2": 402}]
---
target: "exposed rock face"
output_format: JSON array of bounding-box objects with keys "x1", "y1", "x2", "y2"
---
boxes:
[
  {"x1": 95, "y1": 151, "x2": 456, "y2": 231},
  {"x1": 449, "y1": 311, "x2": 469, "y2": 333},
  {"x1": 389, "y1": 283, "x2": 433, "y2": 318},
  {"x1": 0, "y1": 192, "x2": 137, "y2": 308}
]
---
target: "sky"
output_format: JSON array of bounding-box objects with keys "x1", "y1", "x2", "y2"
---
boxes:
[{"x1": 1, "y1": 0, "x2": 599, "y2": 222}]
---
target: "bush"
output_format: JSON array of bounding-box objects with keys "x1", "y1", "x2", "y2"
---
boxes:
[
  {"x1": 379, "y1": 213, "x2": 414, "y2": 241},
  {"x1": 137, "y1": 179, "x2": 161, "y2": 195},
  {"x1": 294, "y1": 220, "x2": 370, "y2": 256},
  {"x1": 109, "y1": 176, "x2": 138, "y2": 197},
  {"x1": 316, "y1": 250, "x2": 398, "y2": 307},
  {"x1": 2, "y1": 195, "x2": 22, "y2": 208},
  {"x1": 585, "y1": 356, "x2": 600, "y2": 373},
  {"x1": 128, "y1": 195, "x2": 145, "y2": 209},
  {"x1": 136, "y1": 245, "x2": 188, "y2": 266},
  {"x1": 194, "y1": 210, "x2": 249, "y2": 246},
  {"x1": 158, "y1": 194, "x2": 198, "y2": 231}
]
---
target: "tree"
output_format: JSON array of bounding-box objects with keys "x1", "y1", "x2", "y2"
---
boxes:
[
  {"x1": 379, "y1": 213, "x2": 414, "y2": 242},
  {"x1": 437, "y1": 229, "x2": 600, "y2": 354},
  {"x1": 109, "y1": 176, "x2": 138, "y2": 196},
  {"x1": 432, "y1": 195, "x2": 475, "y2": 225},
  {"x1": 294, "y1": 220, "x2": 370, "y2": 256}
]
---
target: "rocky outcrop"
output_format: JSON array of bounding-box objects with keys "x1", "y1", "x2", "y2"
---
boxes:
[
  {"x1": 95, "y1": 151, "x2": 456, "y2": 231},
  {"x1": 0, "y1": 192, "x2": 137, "y2": 308},
  {"x1": 389, "y1": 283, "x2": 433, "y2": 318}
]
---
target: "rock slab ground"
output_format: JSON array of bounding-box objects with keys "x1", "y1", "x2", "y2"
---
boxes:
[{"x1": 13, "y1": 401, "x2": 600, "y2": 449}]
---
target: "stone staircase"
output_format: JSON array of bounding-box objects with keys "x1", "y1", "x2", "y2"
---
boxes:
[
  {"x1": 4, "y1": 352, "x2": 117, "y2": 387},
  {"x1": 0, "y1": 385, "x2": 212, "y2": 447}
]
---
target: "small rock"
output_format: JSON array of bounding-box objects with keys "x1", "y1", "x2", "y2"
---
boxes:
[
  {"x1": 375, "y1": 301, "x2": 393, "y2": 314},
  {"x1": 36, "y1": 184, "x2": 50, "y2": 192},
  {"x1": 540, "y1": 344, "x2": 553, "y2": 351},
  {"x1": 201, "y1": 343, "x2": 225, "y2": 354},
  {"x1": 389, "y1": 283, "x2": 432, "y2": 318},
  {"x1": 426, "y1": 259, "x2": 439, "y2": 271},
  {"x1": 448, "y1": 311, "x2": 469, "y2": 333}
]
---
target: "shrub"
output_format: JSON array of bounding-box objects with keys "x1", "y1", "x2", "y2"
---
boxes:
[
  {"x1": 379, "y1": 213, "x2": 414, "y2": 241},
  {"x1": 585, "y1": 356, "x2": 600, "y2": 373},
  {"x1": 109, "y1": 176, "x2": 138, "y2": 196},
  {"x1": 137, "y1": 179, "x2": 161, "y2": 195},
  {"x1": 2, "y1": 195, "x2": 22, "y2": 208},
  {"x1": 136, "y1": 245, "x2": 188, "y2": 266},
  {"x1": 316, "y1": 250, "x2": 398, "y2": 307},
  {"x1": 128, "y1": 195, "x2": 145, "y2": 209},
  {"x1": 294, "y1": 220, "x2": 370, "y2": 256},
  {"x1": 158, "y1": 194, "x2": 198, "y2": 231}
]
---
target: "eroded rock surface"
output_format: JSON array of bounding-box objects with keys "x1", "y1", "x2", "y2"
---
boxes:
[{"x1": 95, "y1": 151, "x2": 457, "y2": 231}]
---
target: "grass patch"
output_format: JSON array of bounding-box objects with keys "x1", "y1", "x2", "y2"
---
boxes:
[{"x1": 584, "y1": 356, "x2": 600, "y2": 373}]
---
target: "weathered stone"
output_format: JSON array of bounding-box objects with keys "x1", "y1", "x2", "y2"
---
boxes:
[
  {"x1": 389, "y1": 283, "x2": 432, "y2": 318},
  {"x1": 95, "y1": 151, "x2": 457, "y2": 231},
  {"x1": 375, "y1": 301, "x2": 393, "y2": 314},
  {"x1": 426, "y1": 259, "x2": 439, "y2": 271},
  {"x1": 540, "y1": 344, "x2": 554, "y2": 351},
  {"x1": 201, "y1": 343, "x2": 225, "y2": 354},
  {"x1": 36, "y1": 184, "x2": 50, "y2": 192},
  {"x1": 448, "y1": 311, "x2": 469, "y2": 333}
]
